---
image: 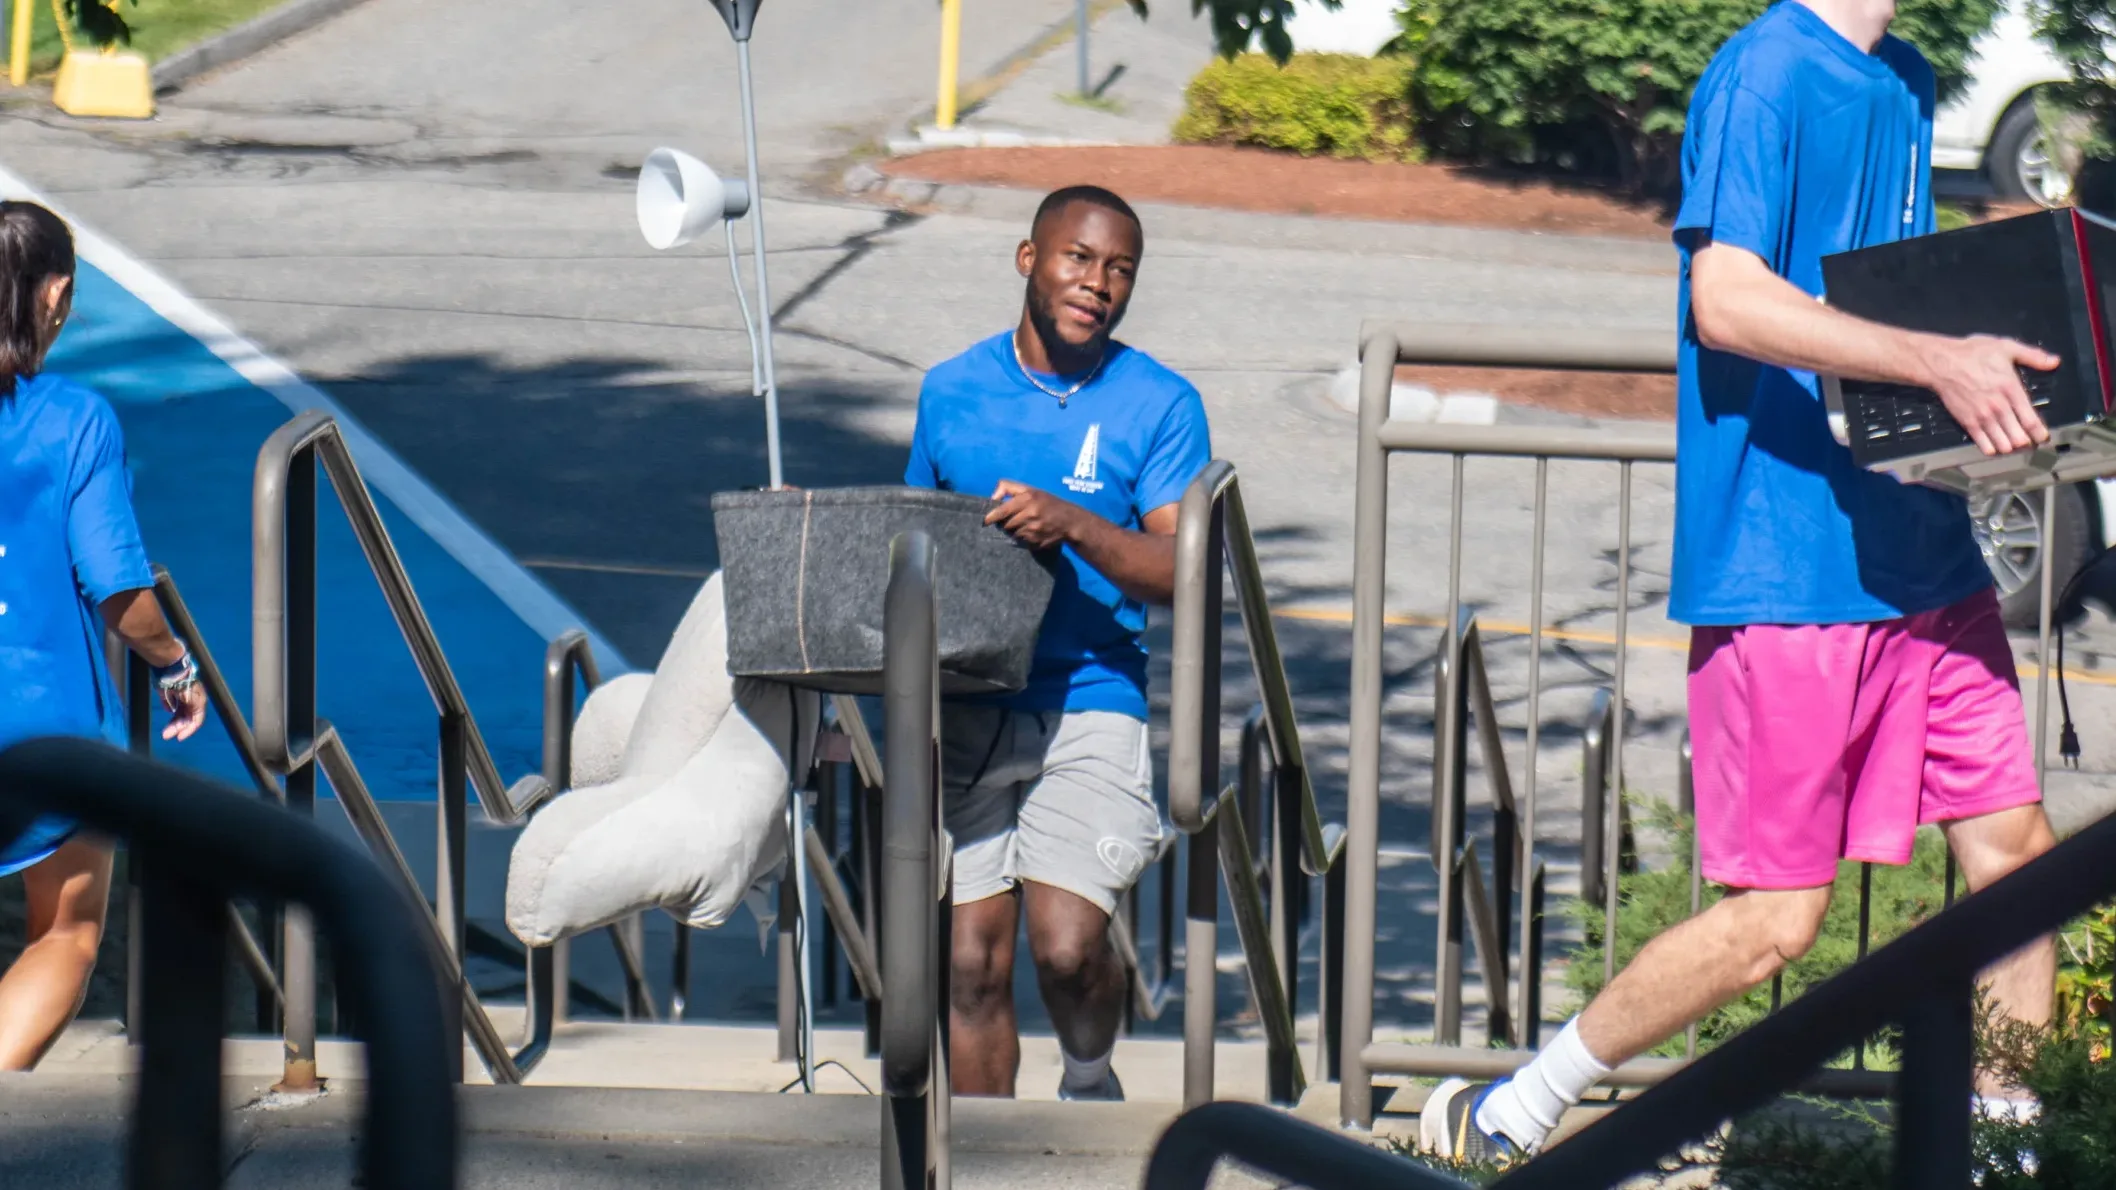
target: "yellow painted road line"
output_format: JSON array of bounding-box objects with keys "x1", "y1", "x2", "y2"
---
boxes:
[
  {"x1": 1271, "y1": 605, "x2": 2116, "y2": 687},
  {"x1": 1274, "y1": 605, "x2": 1686, "y2": 650}
]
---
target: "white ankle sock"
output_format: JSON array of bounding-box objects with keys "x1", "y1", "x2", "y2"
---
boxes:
[
  {"x1": 1060, "y1": 1046, "x2": 1114, "y2": 1093},
  {"x1": 1474, "y1": 1019, "x2": 1611, "y2": 1152}
]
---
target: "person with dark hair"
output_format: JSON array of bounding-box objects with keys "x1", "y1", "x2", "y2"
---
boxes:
[
  {"x1": 904, "y1": 186, "x2": 1208, "y2": 1101},
  {"x1": 0, "y1": 199, "x2": 205, "y2": 1069}
]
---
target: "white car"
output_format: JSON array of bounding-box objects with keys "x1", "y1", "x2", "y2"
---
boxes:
[
  {"x1": 1971, "y1": 484, "x2": 2111, "y2": 630},
  {"x1": 1934, "y1": 0, "x2": 2076, "y2": 205}
]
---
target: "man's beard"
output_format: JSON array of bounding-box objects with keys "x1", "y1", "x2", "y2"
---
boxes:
[{"x1": 1024, "y1": 280, "x2": 1118, "y2": 372}]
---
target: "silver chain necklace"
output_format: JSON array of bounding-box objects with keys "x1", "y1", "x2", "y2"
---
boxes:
[{"x1": 1012, "y1": 336, "x2": 1104, "y2": 407}]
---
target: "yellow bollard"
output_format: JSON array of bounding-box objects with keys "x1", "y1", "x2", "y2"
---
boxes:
[
  {"x1": 935, "y1": 0, "x2": 961, "y2": 130},
  {"x1": 10, "y1": 0, "x2": 33, "y2": 88}
]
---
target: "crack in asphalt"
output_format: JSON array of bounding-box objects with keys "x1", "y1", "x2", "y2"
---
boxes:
[{"x1": 769, "y1": 208, "x2": 921, "y2": 326}]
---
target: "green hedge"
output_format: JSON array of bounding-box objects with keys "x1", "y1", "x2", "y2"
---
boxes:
[
  {"x1": 1173, "y1": 52, "x2": 1419, "y2": 161},
  {"x1": 1397, "y1": 0, "x2": 2003, "y2": 192}
]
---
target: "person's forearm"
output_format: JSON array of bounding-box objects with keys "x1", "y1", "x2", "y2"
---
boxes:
[
  {"x1": 1069, "y1": 517, "x2": 1176, "y2": 606},
  {"x1": 1693, "y1": 254, "x2": 1943, "y2": 388},
  {"x1": 99, "y1": 588, "x2": 185, "y2": 668}
]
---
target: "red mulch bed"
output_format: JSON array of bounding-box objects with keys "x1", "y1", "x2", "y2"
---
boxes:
[{"x1": 884, "y1": 144, "x2": 1670, "y2": 239}]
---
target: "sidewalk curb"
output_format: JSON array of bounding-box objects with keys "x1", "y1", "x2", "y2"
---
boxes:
[{"x1": 151, "y1": 0, "x2": 373, "y2": 94}]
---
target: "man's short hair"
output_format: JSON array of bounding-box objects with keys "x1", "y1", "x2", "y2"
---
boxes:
[{"x1": 1031, "y1": 185, "x2": 1141, "y2": 240}]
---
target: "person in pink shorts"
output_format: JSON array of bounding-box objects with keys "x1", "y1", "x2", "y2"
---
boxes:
[{"x1": 1424, "y1": 0, "x2": 2060, "y2": 1163}]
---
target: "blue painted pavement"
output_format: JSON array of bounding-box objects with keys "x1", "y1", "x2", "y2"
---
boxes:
[{"x1": 49, "y1": 258, "x2": 572, "y2": 805}]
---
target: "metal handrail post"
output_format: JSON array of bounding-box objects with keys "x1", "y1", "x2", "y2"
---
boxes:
[
  {"x1": 256, "y1": 413, "x2": 527, "y2": 1085},
  {"x1": 1430, "y1": 618, "x2": 1468, "y2": 1046},
  {"x1": 1180, "y1": 495, "x2": 1226, "y2": 1108},
  {"x1": 1168, "y1": 460, "x2": 1236, "y2": 835},
  {"x1": 1265, "y1": 715, "x2": 1303, "y2": 1074},
  {"x1": 1172, "y1": 456, "x2": 1351, "y2": 1108},
  {"x1": 1342, "y1": 329, "x2": 1395, "y2": 1128},
  {"x1": 779, "y1": 873, "x2": 801, "y2": 1061},
  {"x1": 255, "y1": 431, "x2": 321, "y2": 1092},
  {"x1": 880, "y1": 531, "x2": 941, "y2": 1190},
  {"x1": 438, "y1": 710, "x2": 468, "y2": 1083},
  {"x1": 1320, "y1": 851, "x2": 1346, "y2": 1082},
  {"x1": 521, "y1": 629, "x2": 602, "y2": 1067}
]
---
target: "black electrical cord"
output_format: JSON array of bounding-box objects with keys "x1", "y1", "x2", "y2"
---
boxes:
[{"x1": 2050, "y1": 539, "x2": 2116, "y2": 769}]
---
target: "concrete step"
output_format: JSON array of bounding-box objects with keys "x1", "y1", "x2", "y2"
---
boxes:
[
  {"x1": 0, "y1": 1074, "x2": 1293, "y2": 1190},
  {"x1": 34, "y1": 1012, "x2": 1320, "y2": 1105}
]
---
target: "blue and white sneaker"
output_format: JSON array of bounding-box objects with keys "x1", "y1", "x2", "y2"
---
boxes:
[{"x1": 1419, "y1": 1077, "x2": 1521, "y2": 1165}]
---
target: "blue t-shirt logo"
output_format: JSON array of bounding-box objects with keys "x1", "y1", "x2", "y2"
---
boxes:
[
  {"x1": 1064, "y1": 424, "x2": 1105, "y2": 495},
  {"x1": 906, "y1": 333, "x2": 1212, "y2": 718}
]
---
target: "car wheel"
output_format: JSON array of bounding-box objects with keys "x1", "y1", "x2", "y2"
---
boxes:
[
  {"x1": 1974, "y1": 483, "x2": 2094, "y2": 631},
  {"x1": 1989, "y1": 98, "x2": 2075, "y2": 208}
]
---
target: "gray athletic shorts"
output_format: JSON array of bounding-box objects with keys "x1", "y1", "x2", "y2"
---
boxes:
[{"x1": 940, "y1": 705, "x2": 1167, "y2": 915}]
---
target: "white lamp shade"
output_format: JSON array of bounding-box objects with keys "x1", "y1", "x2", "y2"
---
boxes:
[{"x1": 636, "y1": 147, "x2": 750, "y2": 250}]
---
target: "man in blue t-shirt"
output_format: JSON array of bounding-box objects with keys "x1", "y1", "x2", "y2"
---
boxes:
[
  {"x1": 906, "y1": 185, "x2": 1210, "y2": 1101},
  {"x1": 1425, "y1": 0, "x2": 2060, "y2": 1161}
]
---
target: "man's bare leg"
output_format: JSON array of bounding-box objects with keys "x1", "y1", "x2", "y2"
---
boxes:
[
  {"x1": 1450, "y1": 885, "x2": 1832, "y2": 1155},
  {"x1": 1943, "y1": 803, "x2": 2057, "y2": 1098},
  {"x1": 949, "y1": 890, "x2": 1021, "y2": 1096},
  {"x1": 1576, "y1": 884, "x2": 1834, "y2": 1063},
  {"x1": 1024, "y1": 882, "x2": 1127, "y2": 1098},
  {"x1": 0, "y1": 837, "x2": 113, "y2": 1071}
]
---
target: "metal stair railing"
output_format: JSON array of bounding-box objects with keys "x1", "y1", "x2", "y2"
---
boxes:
[
  {"x1": 1143, "y1": 807, "x2": 2116, "y2": 1190},
  {"x1": 878, "y1": 530, "x2": 952, "y2": 1190},
  {"x1": 1344, "y1": 321, "x2": 1968, "y2": 1123},
  {"x1": 1426, "y1": 609, "x2": 1546, "y2": 1051},
  {"x1": 1170, "y1": 459, "x2": 1350, "y2": 1109},
  {"x1": 0, "y1": 738, "x2": 456, "y2": 1190},
  {"x1": 253, "y1": 408, "x2": 546, "y2": 1088},
  {"x1": 253, "y1": 408, "x2": 904, "y2": 1093}
]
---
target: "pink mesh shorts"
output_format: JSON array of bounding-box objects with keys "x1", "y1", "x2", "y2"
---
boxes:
[{"x1": 1686, "y1": 587, "x2": 2042, "y2": 890}]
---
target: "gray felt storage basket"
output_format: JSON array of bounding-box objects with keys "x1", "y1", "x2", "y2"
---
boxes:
[{"x1": 711, "y1": 486, "x2": 1058, "y2": 695}]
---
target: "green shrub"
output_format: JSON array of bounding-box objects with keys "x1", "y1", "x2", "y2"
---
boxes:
[
  {"x1": 2056, "y1": 902, "x2": 2114, "y2": 1061},
  {"x1": 1394, "y1": 0, "x2": 2003, "y2": 192},
  {"x1": 1173, "y1": 52, "x2": 1419, "y2": 161},
  {"x1": 1384, "y1": 804, "x2": 2116, "y2": 1184}
]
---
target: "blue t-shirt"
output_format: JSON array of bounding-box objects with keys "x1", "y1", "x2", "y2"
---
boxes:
[
  {"x1": 906, "y1": 332, "x2": 1211, "y2": 719},
  {"x1": 0, "y1": 372, "x2": 153, "y2": 875},
  {"x1": 1669, "y1": 1, "x2": 1991, "y2": 625}
]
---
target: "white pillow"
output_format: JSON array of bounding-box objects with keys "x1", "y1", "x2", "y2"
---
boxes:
[{"x1": 505, "y1": 572, "x2": 818, "y2": 945}]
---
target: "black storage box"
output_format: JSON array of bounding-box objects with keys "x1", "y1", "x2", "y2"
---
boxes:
[{"x1": 711, "y1": 486, "x2": 1058, "y2": 695}]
